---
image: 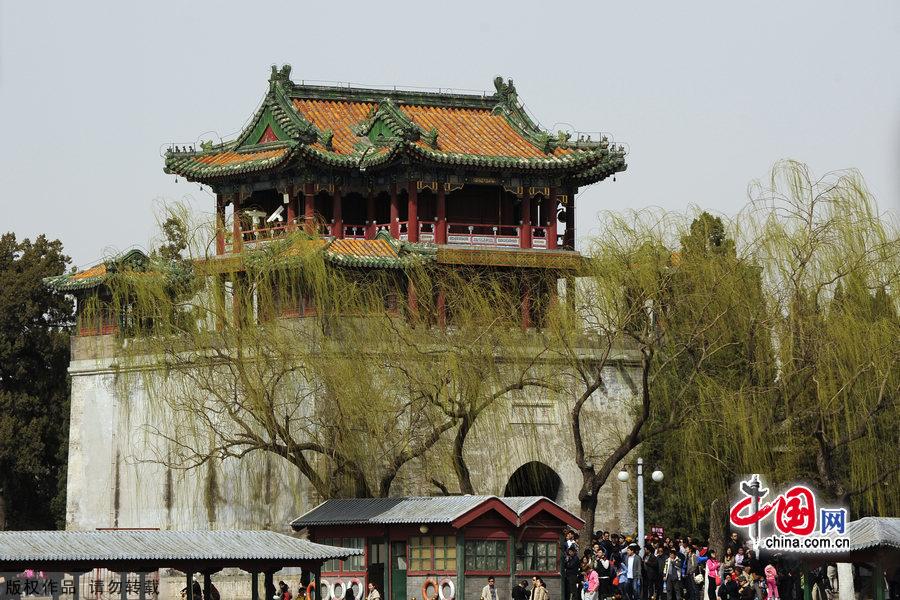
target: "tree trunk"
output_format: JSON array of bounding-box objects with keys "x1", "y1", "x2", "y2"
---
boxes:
[
  {"x1": 579, "y1": 490, "x2": 599, "y2": 539},
  {"x1": 452, "y1": 414, "x2": 475, "y2": 494}
]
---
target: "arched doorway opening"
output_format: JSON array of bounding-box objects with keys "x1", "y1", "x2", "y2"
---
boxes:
[{"x1": 504, "y1": 462, "x2": 562, "y2": 501}]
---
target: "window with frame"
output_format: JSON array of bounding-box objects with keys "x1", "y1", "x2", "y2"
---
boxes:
[
  {"x1": 321, "y1": 537, "x2": 366, "y2": 573},
  {"x1": 464, "y1": 539, "x2": 508, "y2": 572},
  {"x1": 409, "y1": 535, "x2": 457, "y2": 572},
  {"x1": 516, "y1": 541, "x2": 558, "y2": 573}
]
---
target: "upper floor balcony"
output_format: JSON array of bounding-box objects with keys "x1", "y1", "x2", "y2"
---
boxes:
[{"x1": 216, "y1": 183, "x2": 571, "y2": 255}]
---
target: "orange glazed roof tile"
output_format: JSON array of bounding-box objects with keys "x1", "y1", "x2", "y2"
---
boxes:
[
  {"x1": 196, "y1": 148, "x2": 287, "y2": 166},
  {"x1": 293, "y1": 99, "x2": 376, "y2": 155},
  {"x1": 71, "y1": 264, "x2": 107, "y2": 281},
  {"x1": 327, "y1": 238, "x2": 398, "y2": 259},
  {"x1": 400, "y1": 105, "x2": 546, "y2": 158},
  {"x1": 292, "y1": 100, "x2": 558, "y2": 158}
]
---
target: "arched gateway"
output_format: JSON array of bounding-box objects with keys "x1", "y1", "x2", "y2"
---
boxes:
[{"x1": 504, "y1": 461, "x2": 562, "y2": 500}]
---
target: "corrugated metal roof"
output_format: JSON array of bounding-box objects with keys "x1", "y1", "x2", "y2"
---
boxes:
[
  {"x1": 0, "y1": 530, "x2": 361, "y2": 563},
  {"x1": 760, "y1": 517, "x2": 900, "y2": 555},
  {"x1": 293, "y1": 496, "x2": 494, "y2": 527},
  {"x1": 291, "y1": 495, "x2": 581, "y2": 529},
  {"x1": 839, "y1": 517, "x2": 899, "y2": 551},
  {"x1": 500, "y1": 496, "x2": 543, "y2": 514}
]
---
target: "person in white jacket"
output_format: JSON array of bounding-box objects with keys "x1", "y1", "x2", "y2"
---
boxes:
[{"x1": 366, "y1": 583, "x2": 381, "y2": 600}]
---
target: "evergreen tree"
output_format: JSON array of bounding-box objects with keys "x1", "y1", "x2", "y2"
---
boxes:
[{"x1": 0, "y1": 233, "x2": 73, "y2": 529}]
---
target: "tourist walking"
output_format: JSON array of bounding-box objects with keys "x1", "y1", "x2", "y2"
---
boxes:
[
  {"x1": 625, "y1": 545, "x2": 643, "y2": 600},
  {"x1": 645, "y1": 546, "x2": 661, "y2": 600},
  {"x1": 706, "y1": 550, "x2": 721, "y2": 600},
  {"x1": 583, "y1": 562, "x2": 600, "y2": 600},
  {"x1": 684, "y1": 545, "x2": 699, "y2": 600},
  {"x1": 765, "y1": 565, "x2": 779, "y2": 600},
  {"x1": 365, "y1": 583, "x2": 380, "y2": 600},
  {"x1": 482, "y1": 577, "x2": 499, "y2": 600},
  {"x1": 597, "y1": 551, "x2": 614, "y2": 599},
  {"x1": 532, "y1": 578, "x2": 549, "y2": 600},
  {"x1": 564, "y1": 546, "x2": 581, "y2": 600},
  {"x1": 512, "y1": 581, "x2": 530, "y2": 600},
  {"x1": 664, "y1": 549, "x2": 683, "y2": 600}
]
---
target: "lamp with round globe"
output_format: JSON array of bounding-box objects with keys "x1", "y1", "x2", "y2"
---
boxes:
[{"x1": 618, "y1": 457, "x2": 662, "y2": 556}]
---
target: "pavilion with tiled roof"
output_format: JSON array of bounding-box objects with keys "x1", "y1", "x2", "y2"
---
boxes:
[{"x1": 165, "y1": 65, "x2": 626, "y2": 256}]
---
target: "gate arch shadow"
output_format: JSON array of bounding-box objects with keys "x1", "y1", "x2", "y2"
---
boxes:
[{"x1": 503, "y1": 461, "x2": 562, "y2": 500}]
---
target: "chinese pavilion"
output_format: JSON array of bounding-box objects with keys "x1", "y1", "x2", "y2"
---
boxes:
[{"x1": 165, "y1": 65, "x2": 625, "y2": 258}]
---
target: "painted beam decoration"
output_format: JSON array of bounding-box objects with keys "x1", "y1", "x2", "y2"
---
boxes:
[{"x1": 729, "y1": 474, "x2": 850, "y2": 554}]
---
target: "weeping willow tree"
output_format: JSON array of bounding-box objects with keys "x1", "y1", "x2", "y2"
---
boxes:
[
  {"x1": 747, "y1": 161, "x2": 899, "y2": 513},
  {"x1": 639, "y1": 161, "x2": 898, "y2": 545},
  {"x1": 544, "y1": 208, "x2": 768, "y2": 536},
  {"x1": 100, "y1": 207, "x2": 556, "y2": 507}
]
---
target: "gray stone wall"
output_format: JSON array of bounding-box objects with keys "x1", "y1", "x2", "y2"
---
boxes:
[{"x1": 65, "y1": 334, "x2": 641, "y2": 535}]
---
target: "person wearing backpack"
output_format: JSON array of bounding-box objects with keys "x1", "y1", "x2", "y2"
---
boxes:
[{"x1": 664, "y1": 549, "x2": 683, "y2": 600}]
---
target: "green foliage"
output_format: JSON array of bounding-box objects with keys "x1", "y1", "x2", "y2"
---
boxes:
[
  {"x1": 641, "y1": 163, "x2": 899, "y2": 542},
  {"x1": 157, "y1": 215, "x2": 189, "y2": 262},
  {"x1": 105, "y1": 218, "x2": 554, "y2": 504},
  {"x1": 642, "y1": 212, "x2": 774, "y2": 538},
  {"x1": 0, "y1": 233, "x2": 73, "y2": 529},
  {"x1": 538, "y1": 207, "x2": 771, "y2": 536},
  {"x1": 750, "y1": 161, "x2": 899, "y2": 516}
]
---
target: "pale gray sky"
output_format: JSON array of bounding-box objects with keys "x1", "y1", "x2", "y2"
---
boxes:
[{"x1": 1, "y1": 1, "x2": 898, "y2": 268}]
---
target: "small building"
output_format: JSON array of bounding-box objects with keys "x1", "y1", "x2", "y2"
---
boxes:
[
  {"x1": 290, "y1": 496, "x2": 583, "y2": 600},
  {"x1": 0, "y1": 529, "x2": 361, "y2": 600}
]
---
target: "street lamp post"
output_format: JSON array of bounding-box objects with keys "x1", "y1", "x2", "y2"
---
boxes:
[{"x1": 618, "y1": 457, "x2": 663, "y2": 556}]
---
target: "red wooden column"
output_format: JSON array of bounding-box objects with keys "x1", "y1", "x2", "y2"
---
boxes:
[
  {"x1": 389, "y1": 183, "x2": 399, "y2": 238},
  {"x1": 519, "y1": 193, "x2": 532, "y2": 249},
  {"x1": 332, "y1": 188, "x2": 343, "y2": 239},
  {"x1": 215, "y1": 193, "x2": 226, "y2": 255},
  {"x1": 304, "y1": 185, "x2": 315, "y2": 233},
  {"x1": 545, "y1": 192, "x2": 557, "y2": 250},
  {"x1": 367, "y1": 190, "x2": 376, "y2": 238},
  {"x1": 285, "y1": 185, "x2": 296, "y2": 231},
  {"x1": 232, "y1": 192, "x2": 243, "y2": 253},
  {"x1": 407, "y1": 182, "x2": 419, "y2": 242},
  {"x1": 436, "y1": 186, "x2": 447, "y2": 244},
  {"x1": 563, "y1": 192, "x2": 575, "y2": 250}
]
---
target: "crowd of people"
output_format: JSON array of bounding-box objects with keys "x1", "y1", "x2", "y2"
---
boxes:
[{"x1": 561, "y1": 528, "x2": 821, "y2": 600}]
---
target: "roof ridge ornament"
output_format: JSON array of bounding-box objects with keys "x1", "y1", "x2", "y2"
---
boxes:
[
  {"x1": 269, "y1": 64, "x2": 293, "y2": 91},
  {"x1": 423, "y1": 126, "x2": 439, "y2": 149},
  {"x1": 320, "y1": 129, "x2": 334, "y2": 151},
  {"x1": 493, "y1": 76, "x2": 517, "y2": 106}
]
